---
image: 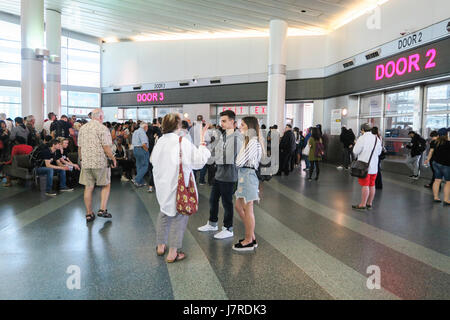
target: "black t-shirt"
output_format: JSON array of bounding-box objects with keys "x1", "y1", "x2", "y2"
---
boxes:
[
  {"x1": 432, "y1": 140, "x2": 450, "y2": 166},
  {"x1": 38, "y1": 146, "x2": 57, "y2": 167},
  {"x1": 50, "y1": 120, "x2": 72, "y2": 138}
]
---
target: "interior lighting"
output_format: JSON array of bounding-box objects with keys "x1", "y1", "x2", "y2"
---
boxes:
[
  {"x1": 130, "y1": 27, "x2": 325, "y2": 42},
  {"x1": 103, "y1": 37, "x2": 119, "y2": 43},
  {"x1": 342, "y1": 108, "x2": 348, "y2": 116},
  {"x1": 184, "y1": 113, "x2": 189, "y2": 119}
]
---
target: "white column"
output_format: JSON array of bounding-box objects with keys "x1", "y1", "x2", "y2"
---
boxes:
[
  {"x1": 293, "y1": 103, "x2": 304, "y2": 130},
  {"x1": 267, "y1": 19, "x2": 288, "y2": 131},
  {"x1": 21, "y1": 0, "x2": 45, "y2": 130},
  {"x1": 46, "y1": 8, "x2": 61, "y2": 118}
]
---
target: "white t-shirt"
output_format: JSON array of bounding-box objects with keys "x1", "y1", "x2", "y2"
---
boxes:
[
  {"x1": 43, "y1": 120, "x2": 53, "y2": 135},
  {"x1": 353, "y1": 132, "x2": 382, "y2": 175}
]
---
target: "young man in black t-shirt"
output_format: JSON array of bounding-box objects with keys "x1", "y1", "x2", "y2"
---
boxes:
[{"x1": 36, "y1": 139, "x2": 74, "y2": 196}]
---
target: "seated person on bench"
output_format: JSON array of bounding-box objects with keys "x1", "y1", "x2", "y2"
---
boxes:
[
  {"x1": 36, "y1": 139, "x2": 74, "y2": 196},
  {"x1": 0, "y1": 136, "x2": 32, "y2": 187}
]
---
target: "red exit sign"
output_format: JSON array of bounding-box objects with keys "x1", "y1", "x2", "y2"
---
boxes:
[{"x1": 375, "y1": 48, "x2": 436, "y2": 81}]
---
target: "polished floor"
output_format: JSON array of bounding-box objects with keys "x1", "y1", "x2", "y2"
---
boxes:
[{"x1": 0, "y1": 164, "x2": 449, "y2": 300}]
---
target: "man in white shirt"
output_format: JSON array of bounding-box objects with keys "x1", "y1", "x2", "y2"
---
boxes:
[
  {"x1": 43, "y1": 112, "x2": 57, "y2": 136},
  {"x1": 352, "y1": 123, "x2": 382, "y2": 210}
]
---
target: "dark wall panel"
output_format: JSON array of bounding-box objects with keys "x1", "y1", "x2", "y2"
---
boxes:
[{"x1": 102, "y1": 36, "x2": 450, "y2": 107}]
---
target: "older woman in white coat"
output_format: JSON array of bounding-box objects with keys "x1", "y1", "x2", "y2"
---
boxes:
[{"x1": 151, "y1": 113, "x2": 211, "y2": 263}]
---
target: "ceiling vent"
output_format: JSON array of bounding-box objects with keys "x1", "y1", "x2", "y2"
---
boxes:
[
  {"x1": 342, "y1": 59, "x2": 355, "y2": 68},
  {"x1": 210, "y1": 79, "x2": 221, "y2": 84},
  {"x1": 113, "y1": 88, "x2": 121, "y2": 92},
  {"x1": 133, "y1": 85, "x2": 142, "y2": 90},
  {"x1": 365, "y1": 49, "x2": 381, "y2": 60},
  {"x1": 179, "y1": 82, "x2": 189, "y2": 87}
]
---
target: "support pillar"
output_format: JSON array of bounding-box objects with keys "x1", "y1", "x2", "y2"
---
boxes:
[
  {"x1": 267, "y1": 20, "x2": 288, "y2": 131},
  {"x1": 21, "y1": 0, "x2": 45, "y2": 130},
  {"x1": 46, "y1": 8, "x2": 62, "y2": 118}
]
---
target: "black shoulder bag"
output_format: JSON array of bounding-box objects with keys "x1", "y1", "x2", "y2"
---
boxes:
[{"x1": 351, "y1": 137, "x2": 378, "y2": 178}]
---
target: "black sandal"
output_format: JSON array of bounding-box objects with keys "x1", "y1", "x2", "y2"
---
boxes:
[
  {"x1": 86, "y1": 213, "x2": 95, "y2": 223},
  {"x1": 97, "y1": 209, "x2": 112, "y2": 218}
]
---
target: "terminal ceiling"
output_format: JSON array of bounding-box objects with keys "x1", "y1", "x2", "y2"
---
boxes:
[{"x1": 0, "y1": 0, "x2": 379, "y2": 40}]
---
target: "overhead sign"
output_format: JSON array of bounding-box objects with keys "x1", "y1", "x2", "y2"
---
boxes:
[
  {"x1": 375, "y1": 48, "x2": 437, "y2": 81},
  {"x1": 136, "y1": 91, "x2": 165, "y2": 103},
  {"x1": 218, "y1": 106, "x2": 249, "y2": 115},
  {"x1": 250, "y1": 106, "x2": 267, "y2": 115},
  {"x1": 217, "y1": 105, "x2": 267, "y2": 116}
]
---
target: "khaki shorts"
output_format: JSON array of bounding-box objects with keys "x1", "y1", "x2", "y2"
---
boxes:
[{"x1": 79, "y1": 167, "x2": 111, "y2": 186}]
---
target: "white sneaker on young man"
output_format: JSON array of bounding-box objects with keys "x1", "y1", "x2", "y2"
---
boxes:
[
  {"x1": 337, "y1": 166, "x2": 344, "y2": 170},
  {"x1": 214, "y1": 227, "x2": 234, "y2": 239},
  {"x1": 121, "y1": 175, "x2": 129, "y2": 182},
  {"x1": 197, "y1": 222, "x2": 218, "y2": 232}
]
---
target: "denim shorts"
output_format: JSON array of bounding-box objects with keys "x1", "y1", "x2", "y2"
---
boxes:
[
  {"x1": 235, "y1": 167, "x2": 260, "y2": 203},
  {"x1": 433, "y1": 162, "x2": 450, "y2": 181}
]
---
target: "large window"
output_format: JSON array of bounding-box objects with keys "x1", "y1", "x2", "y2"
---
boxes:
[
  {"x1": 0, "y1": 86, "x2": 21, "y2": 119},
  {"x1": 360, "y1": 94, "x2": 382, "y2": 117},
  {"x1": 0, "y1": 21, "x2": 21, "y2": 118},
  {"x1": 423, "y1": 82, "x2": 450, "y2": 138},
  {"x1": 59, "y1": 36, "x2": 101, "y2": 117},
  {"x1": 61, "y1": 36, "x2": 100, "y2": 88},
  {"x1": 0, "y1": 20, "x2": 20, "y2": 82}
]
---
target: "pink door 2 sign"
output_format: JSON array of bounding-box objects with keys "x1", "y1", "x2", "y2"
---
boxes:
[
  {"x1": 136, "y1": 91, "x2": 165, "y2": 103},
  {"x1": 375, "y1": 48, "x2": 437, "y2": 81}
]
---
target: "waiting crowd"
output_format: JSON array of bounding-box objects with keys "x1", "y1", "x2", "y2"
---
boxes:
[{"x1": 0, "y1": 109, "x2": 449, "y2": 263}]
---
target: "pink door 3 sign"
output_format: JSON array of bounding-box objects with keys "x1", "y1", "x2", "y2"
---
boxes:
[
  {"x1": 375, "y1": 48, "x2": 437, "y2": 81},
  {"x1": 137, "y1": 91, "x2": 165, "y2": 103}
]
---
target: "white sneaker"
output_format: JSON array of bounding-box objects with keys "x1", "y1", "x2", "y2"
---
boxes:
[
  {"x1": 197, "y1": 222, "x2": 218, "y2": 232},
  {"x1": 337, "y1": 166, "x2": 344, "y2": 170},
  {"x1": 121, "y1": 175, "x2": 129, "y2": 182},
  {"x1": 214, "y1": 227, "x2": 234, "y2": 239}
]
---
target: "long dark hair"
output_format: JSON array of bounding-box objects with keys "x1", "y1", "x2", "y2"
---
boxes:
[
  {"x1": 241, "y1": 116, "x2": 260, "y2": 148},
  {"x1": 311, "y1": 127, "x2": 321, "y2": 141},
  {"x1": 372, "y1": 127, "x2": 380, "y2": 138}
]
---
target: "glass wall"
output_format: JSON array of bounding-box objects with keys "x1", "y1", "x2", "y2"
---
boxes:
[
  {"x1": 0, "y1": 20, "x2": 21, "y2": 117},
  {"x1": 359, "y1": 84, "x2": 449, "y2": 161},
  {"x1": 60, "y1": 36, "x2": 100, "y2": 117},
  {"x1": 424, "y1": 82, "x2": 450, "y2": 137},
  {"x1": 0, "y1": 16, "x2": 101, "y2": 120},
  {"x1": 0, "y1": 86, "x2": 21, "y2": 119}
]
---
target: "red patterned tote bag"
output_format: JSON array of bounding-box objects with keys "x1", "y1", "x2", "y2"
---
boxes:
[{"x1": 176, "y1": 136, "x2": 198, "y2": 216}]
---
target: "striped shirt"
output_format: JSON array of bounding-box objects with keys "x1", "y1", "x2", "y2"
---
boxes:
[{"x1": 236, "y1": 137, "x2": 262, "y2": 170}]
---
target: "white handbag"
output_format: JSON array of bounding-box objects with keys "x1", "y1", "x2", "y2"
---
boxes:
[{"x1": 302, "y1": 142, "x2": 310, "y2": 156}]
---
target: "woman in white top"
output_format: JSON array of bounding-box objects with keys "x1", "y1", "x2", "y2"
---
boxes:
[
  {"x1": 151, "y1": 113, "x2": 211, "y2": 263},
  {"x1": 233, "y1": 116, "x2": 263, "y2": 252}
]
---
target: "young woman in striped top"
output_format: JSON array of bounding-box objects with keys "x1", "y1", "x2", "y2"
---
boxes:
[{"x1": 233, "y1": 116, "x2": 263, "y2": 252}]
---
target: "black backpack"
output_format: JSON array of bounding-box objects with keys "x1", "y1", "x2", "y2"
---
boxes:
[{"x1": 29, "y1": 144, "x2": 45, "y2": 168}]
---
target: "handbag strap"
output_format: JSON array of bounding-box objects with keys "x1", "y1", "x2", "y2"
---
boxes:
[
  {"x1": 367, "y1": 136, "x2": 378, "y2": 164},
  {"x1": 178, "y1": 136, "x2": 183, "y2": 170}
]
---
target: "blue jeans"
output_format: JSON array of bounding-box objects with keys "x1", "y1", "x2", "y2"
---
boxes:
[
  {"x1": 304, "y1": 155, "x2": 310, "y2": 169},
  {"x1": 36, "y1": 167, "x2": 67, "y2": 192},
  {"x1": 134, "y1": 147, "x2": 149, "y2": 185}
]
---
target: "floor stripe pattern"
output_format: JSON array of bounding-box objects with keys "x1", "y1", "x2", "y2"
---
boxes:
[{"x1": 0, "y1": 164, "x2": 449, "y2": 300}]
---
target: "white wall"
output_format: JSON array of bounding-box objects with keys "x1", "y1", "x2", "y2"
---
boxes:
[
  {"x1": 101, "y1": 0, "x2": 450, "y2": 88},
  {"x1": 326, "y1": 0, "x2": 450, "y2": 65}
]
